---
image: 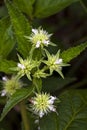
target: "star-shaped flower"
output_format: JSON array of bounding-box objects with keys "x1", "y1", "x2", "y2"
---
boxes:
[
  {"x1": 12, "y1": 55, "x2": 40, "y2": 80},
  {"x1": 25, "y1": 27, "x2": 52, "y2": 48},
  {"x1": 43, "y1": 50, "x2": 69, "y2": 78},
  {"x1": 30, "y1": 93, "x2": 58, "y2": 118}
]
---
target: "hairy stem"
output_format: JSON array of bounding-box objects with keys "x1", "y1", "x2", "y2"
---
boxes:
[{"x1": 20, "y1": 101, "x2": 30, "y2": 130}]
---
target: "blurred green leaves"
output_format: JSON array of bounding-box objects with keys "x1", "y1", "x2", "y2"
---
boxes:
[
  {"x1": 0, "y1": 17, "x2": 15, "y2": 59},
  {"x1": 0, "y1": 87, "x2": 34, "y2": 121},
  {"x1": 5, "y1": 0, "x2": 31, "y2": 58},
  {"x1": 34, "y1": 0, "x2": 79, "y2": 18},
  {"x1": 0, "y1": 60, "x2": 16, "y2": 74},
  {"x1": 13, "y1": 0, "x2": 35, "y2": 19},
  {"x1": 58, "y1": 90, "x2": 87, "y2": 130},
  {"x1": 61, "y1": 41, "x2": 87, "y2": 63},
  {"x1": 80, "y1": 0, "x2": 87, "y2": 13}
]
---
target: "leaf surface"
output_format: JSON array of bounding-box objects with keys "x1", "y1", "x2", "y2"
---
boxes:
[
  {"x1": 0, "y1": 59, "x2": 16, "y2": 74},
  {"x1": 0, "y1": 17, "x2": 15, "y2": 59},
  {"x1": 34, "y1": 0, "x2": 79, "y2": 18},
  {"x1": 0, "y1": 87, "x2": 34, "y2": 121},
  {"x1": 5, "y1": 0, "x2": 31, "y2": 58},
  {"x1": 58, "y1": 90, "x2": 87, "y2": 130},
  {"x1": 61, "y1": 42, "x2": 87, "y2": 63}
]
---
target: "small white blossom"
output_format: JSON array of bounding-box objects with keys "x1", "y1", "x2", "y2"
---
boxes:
[
  {"x1": 1, "y1": 76, "x2": 22, "y2": 97},
  {"x1": 1, "y1": 90, "x2": 6, "y2": 96},
  {"x1": 2, "y1": 76, "x2": 8, "y2": 81},
  {"x1": 30, "y1": 93, "x2": 57, "y2": 118},
  {"x1": 18, "y1": 63, "x2": 25, "y2": 70},
  {"x1": 26, "y1": 27, "x2": 52, "y2": 48},
  {"x1": 54, "y1": 59, "x2": 63, "y2": 64},
  {"x1": 32, "y1": 29, "x2": 38, "y2": 34},
  {"x1": 36, "y1": 41, "x2": 41, "y2": 48}
]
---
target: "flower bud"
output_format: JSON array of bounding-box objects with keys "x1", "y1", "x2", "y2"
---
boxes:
[{"x1": 1, "y1": 76, "x2": 22, "y2": 96}]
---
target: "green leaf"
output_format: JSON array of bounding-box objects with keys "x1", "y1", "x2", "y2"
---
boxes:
[
  {"x1": 13, "y1": 0, "x2": 35, "y2": 19},
  {"x1": 40, "y1": 113, "x2": 58, "y2": 130},
  {"x1": 34, "y1": 0, "x2": 79, "y2": 18},
  {"x1": 58, "y1": 90, "x2": 87, "y2": 130},
  {"x1": 42, "y1": 77, "x2": 76, "y2": 92},
  {"x1": 61, "y1": 42, "x2": 87, "y2": 63},
  {"x1": 0, "y1": 87, "x2": 34, "y2": 121},
  {"x1": 80, "y1": 0, "x2": 87, "y2": 13},
  {"x1": 0, "y1": 59, "x2": 16, "y2": 74},
  {"x1": 5, "y1": 0, "x2": 32, "y2": 58},
  {"x1": 0, "y1": 17, "x2": 15, "y2": 59}
]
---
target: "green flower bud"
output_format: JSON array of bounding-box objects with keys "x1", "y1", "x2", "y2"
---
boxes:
[
  {"x1": 12, "y1": 55, "x2": 40, "y2": 80},
  {"x1": 43, "y1": 50, "x2": 69, "y2": 78},
  {"x1": 33, "y1": 69, "x2": 48, "y2": 79},
  {"x1": 1, "y1": 76, "x2": 22, "y2": 96}
]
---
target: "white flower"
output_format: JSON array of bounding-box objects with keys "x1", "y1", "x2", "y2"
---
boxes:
[
  {"x1": 54, "y1": 59, "x2": 63, "y2": 64},
  {"x1": 30, "y1": 93, "x2": 57, "y2": 118},
  {"x1": 26, "y1": 27, "x2": 52, "y2": 48},
  {"x1": 1, "y1": 90, "x2": 6, "y2": 96},
  {"x1": 2, "y1": 76, "x2": 8, "y2": 81},
  {"x1": 18, "y1": 63, "x2": 25, "y2": 70},
  {"x1": 1, "y1": 76, "x2": 22, "y2": 97}
]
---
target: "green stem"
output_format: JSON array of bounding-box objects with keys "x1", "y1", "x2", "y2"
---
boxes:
[{"x1": 20, "y1": 101, "x2": 30, "y2": 130}]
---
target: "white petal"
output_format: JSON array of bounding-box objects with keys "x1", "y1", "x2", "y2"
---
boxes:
[
  {"x1": 50, "y1": 96, "x2": 57, "y2": 101},
  {"x1": 48, "y1": 96, "x2": 56, "y2": 104},
  {"x1": 48, "y1": 105, "x2": 56, "y2": 112},
  {"x1": 36, "y1": 41, "x2": 41, "y2": 48},
  {"x1": 39, "y1": 111, "x2": 44, "y2": 118},
  {"x1": 18, "y1": 63, "x2": 25, "y2": 69},
  {"x1": 48, "y1": 99, "x2": 54, "y2": 104},
  {"x1": 43, "y1": 40, "x2": 50, "y2": 45},
  {"x1": 1, "y1": 90, "x2": 6, "y2": 96},
  {"x1": 32, "y1": 29, "x2": 38, "y2": 34},
  {"x1": 2, "y1": 76, "x2": 7, "y2": 81},
  {"x1": 55, "y1": 59, "x2": 62, "y2": 64}
]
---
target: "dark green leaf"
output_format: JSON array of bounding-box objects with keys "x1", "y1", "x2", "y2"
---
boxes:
[
  {"x1": 13, "y1": 0, "x2": 35, "y2": 19},
  {"x1": 61, "y1": 42, "x2": 87, "y2": 63},
  {"x1": 58, "y1": 90, "x2": 87, "y2": 130},
  {"x1": 0, "y1": 17, "x2": 15, "y2": 59},
  {"x1": 42, "y1": 77, "x2": 76, "y2": 92},
  {"x1": 34, "y1": 0, "x2": 79, "y2": 18},
  {"x1": 40, "y1": 113, "x2": 58, "y2": 130},
  {"x1": 80, "y1": 0, "x2": 87, "y2": 13},
  {"x1": 0, "y1": 87, "x2": 34, "y2": 121},
  {"x1": 5, "y1": 0, "x2": 32, "y2": 58},
  {"x1": 0, "y1": 59, "x2": 16, "y2": 74}
]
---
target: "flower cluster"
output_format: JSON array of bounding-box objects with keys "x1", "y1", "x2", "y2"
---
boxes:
[
  {"x1": 1, "y1": 27, "x2": 69, "y2": 119},
  {"x1": 1, "y1": 76, "x2": 22, "y2": 97},
  {"x1": 12, "y1": 55, "x2": 40, "y2": 80},
  {"x1": 30, "y1": 93, "x2": 58, "y2": 118},
  {"x1": 43, "y1": 50, "x2": 69, "y2": 78}
]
